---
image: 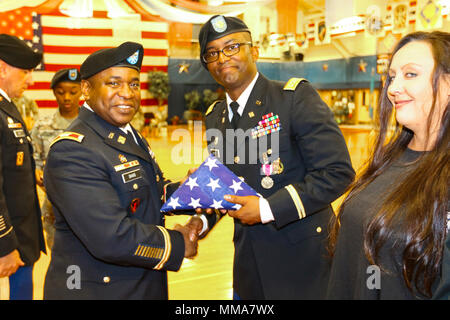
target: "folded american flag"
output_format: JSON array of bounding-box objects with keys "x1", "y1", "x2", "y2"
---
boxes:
[{"x1": 160, "y1": 155, "x2": 258, "y2": 212}]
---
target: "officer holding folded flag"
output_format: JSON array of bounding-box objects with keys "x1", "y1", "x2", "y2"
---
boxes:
[{"x1": 189, "y1": 15, "x2": 355, "y2": 299}]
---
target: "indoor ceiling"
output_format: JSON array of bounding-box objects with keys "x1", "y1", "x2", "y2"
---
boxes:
[{"x1": 297, "y1": 0, "x2": 325, "y2": 16}]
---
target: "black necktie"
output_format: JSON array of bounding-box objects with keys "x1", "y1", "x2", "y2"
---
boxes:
[
  {"x1": 230, "y1": 101, "x2": 240, "y2": 129},
  {"x1": 125, "y1": 130, "x2": 136, "y2": 145}
]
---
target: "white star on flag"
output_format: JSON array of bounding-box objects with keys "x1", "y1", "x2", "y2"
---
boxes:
[
  {"x1": 188, "y1": 197, "x2": 201, "y2": 208},
  {"x1": 204, "y1": 157, "x2": 218, "y2": 171},
  {"x1": 207, "y1": 178, "x2": 221, "y2": 192},
  {"x1": 160, "y1": 155, "x2": 259, "y2": 213},
  {"x1": 167, "y1": 197, "x2": 181, "y2": 209},
  {"x1": 185, "y1": 177, "x2": 199, "y2": 190},
  {"x1": 211, "y1": 199, "x2": 223, "y2": 209},
  {"x1": 229, "y1": 179, "x2": 243, "y2": 194}
]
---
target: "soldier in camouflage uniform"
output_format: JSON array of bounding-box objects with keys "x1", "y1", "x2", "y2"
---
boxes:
[
  {"x1": 12, "y1": 94, "x2": 39, "y2": 130},
  {"x1": 30, "y1": 68, "x2": 82, "y2": 248}
]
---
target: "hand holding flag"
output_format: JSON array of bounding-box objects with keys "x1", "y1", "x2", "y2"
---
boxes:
[{"x1": 161, "y1": 155, "x2": 259, "y2": 213}]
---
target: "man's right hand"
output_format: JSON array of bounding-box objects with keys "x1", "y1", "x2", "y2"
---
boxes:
[
  {"x1": 174, "y1": 224, "x2": 198, "y2": 259},
  {"x1": 0, "y1": 250, "x2": 24, "y2": 278}
]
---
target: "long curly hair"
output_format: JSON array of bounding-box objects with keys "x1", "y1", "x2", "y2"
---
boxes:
[{"x1": 328, "y1": 31, "x2": 450, "y2": 298}]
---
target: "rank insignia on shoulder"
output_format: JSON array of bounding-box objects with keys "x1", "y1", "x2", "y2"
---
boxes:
[
  {"x1": 283, "y1": 78, "x2": 308, "y2": 91},
  {"x1": 205, "y1": 100, "x2": 221, "y2": 116},
  {"x1": 50, "y1": 131, "x2": 84, "y2": 147}
]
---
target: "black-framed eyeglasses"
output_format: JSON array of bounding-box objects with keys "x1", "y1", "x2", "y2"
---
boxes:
[{"x1": 202, "y1": 42, "x2": 252, "y2": 64}]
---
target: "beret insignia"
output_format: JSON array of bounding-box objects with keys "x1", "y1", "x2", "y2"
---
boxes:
[{"x1": 211, "y1": 15, "x2": 227, "y2": 33}]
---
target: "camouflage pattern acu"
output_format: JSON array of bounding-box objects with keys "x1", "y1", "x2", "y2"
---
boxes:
[{"x1": 30, "y1": 110, "x2": 76, "y2": 170}]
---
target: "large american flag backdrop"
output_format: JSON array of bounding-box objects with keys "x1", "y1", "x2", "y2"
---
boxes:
[{"x1": 0, "y1": 7, "x2": 168, "y2": 108}]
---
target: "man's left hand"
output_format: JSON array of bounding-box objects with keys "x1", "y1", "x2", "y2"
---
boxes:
[{"x1": 224, "y1": 195, "x2": 261, "y2": 225}]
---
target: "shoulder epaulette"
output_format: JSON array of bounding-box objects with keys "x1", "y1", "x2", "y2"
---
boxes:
[
  {"x1": 50, "y1": 131, "x2": 84, "y2": 148},
  {"x1": 205, "y1": 100, "x2": 221, "y2": 116},
  {"x1": 283, "y1": 78, "x2": 308, "y2": 91}
]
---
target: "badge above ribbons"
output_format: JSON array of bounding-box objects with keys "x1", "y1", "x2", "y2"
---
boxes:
[{"x1": 160, "y1": 155, "x2": 258, "y2": 213}]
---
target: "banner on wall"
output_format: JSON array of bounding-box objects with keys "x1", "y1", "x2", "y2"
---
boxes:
[
  {"x1": 415, "y1": 0, "x2": 443, "y2": 30},
  {"x1": 314, "y1": 20, "x2": 331, "y2": 45},
  {"x1": 364, "y1": 5, "x2": 385, "y2": 38},
  {"x1": 295, "y1": 31, "x2": 308, "y2": 49},
  {"x1": 391, "y1": 2, "x2": 409, "y2": 34}
]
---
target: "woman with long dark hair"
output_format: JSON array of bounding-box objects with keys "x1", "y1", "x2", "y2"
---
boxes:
[{"x1": 327, "y1": 31, "x2": 449, "y2": 299}]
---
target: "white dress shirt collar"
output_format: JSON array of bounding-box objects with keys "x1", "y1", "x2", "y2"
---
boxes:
[
  {"x1": 226, "y1": 72, "x2": 259, "y2": 121},
  {"x1": 0, "y1": 88, "x2": 11, "y2": 102},
  {"x1": 82, "y1": 102, "x2": 137, "y2": 143}
]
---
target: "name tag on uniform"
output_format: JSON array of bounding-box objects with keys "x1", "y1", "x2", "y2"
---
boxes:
[
  {"x1": 114, "y1": 160, "x2": 139, "y2": 172},
  {"x1": 122, "y1": 169, "x2": 142, "y2": 183},
  {"x1": 13, "y1": 129, "x2": 26, "y2": 138}
]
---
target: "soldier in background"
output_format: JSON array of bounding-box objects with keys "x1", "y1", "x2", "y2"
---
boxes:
[
  {"x1": 12, "y1": 95, "x2": 39, "y2": 130},
  {"x1": 0, "y1": 33, "x2": 45, "y2": 300},
  {"x1": 30, "y1": 68, "x2": 81, "y2": 249}
]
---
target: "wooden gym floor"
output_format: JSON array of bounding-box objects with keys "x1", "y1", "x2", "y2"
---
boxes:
[{"x1": 25, "y1": 123, "x2": 371, "y2": 300}]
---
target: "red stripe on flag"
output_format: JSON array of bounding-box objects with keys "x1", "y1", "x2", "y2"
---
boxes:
[
  {"x1": 44, "y1": 64, "x2": 81, "y2": 71},
  {"x1": 35, "y1": 100, "x2": 58, "y2": 108},
  {"x1": 42, "y1": 26, "x2": 113, "y2": 36},
  {"x1": 44, "y1": 64, "x2": 168, "y2": 72},
  {"x1": 142, "y1": 31, "x2": 167, "y2": 39},
  {"x1": 141, "y1": 66, "x2": 168, "y2": 72},
  {"x1": 43, "y1": 45, "x2": 167, "y2": 56},
  {"x1": 28, "y1": 82, "x2": 51, "y2": 90}
]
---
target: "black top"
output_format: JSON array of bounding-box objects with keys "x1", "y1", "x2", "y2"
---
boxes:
[{"x1": 326, "y1": 148, "x2": 443, "y2": 299}]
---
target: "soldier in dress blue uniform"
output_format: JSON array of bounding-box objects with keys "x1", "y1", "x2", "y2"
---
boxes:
[
  {"x1": 189, "y1": 16, "x2": 355, "y2": 299},
  {"x1": 0, "y1": 34, "x2": 45, "y2": 300},
  {"x1": 43, "y1": 42, "x2": 198, "y2": 300}
]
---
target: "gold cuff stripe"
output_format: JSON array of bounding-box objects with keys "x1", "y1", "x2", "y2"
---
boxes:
[
  {"x1": 285, "y1": 185, "x2": 306, "y2": 219},
  {"x1": 0, "y1": 216, "x2": 5, "y2": 231},
  {"x1": 0, "y1": 226, "x2": 13, "y2": 238},
  {"x1": 154, "y1": 226, "x2": 171, "y2": 270},
  {"x1": 134, "y1": 244, "x2": 164, "y2": 260}
]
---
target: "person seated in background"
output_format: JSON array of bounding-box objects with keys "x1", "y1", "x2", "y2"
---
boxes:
[
  {"x1": 31, "y1": 68, "x2": 82, "y2": 249},
  {"x1": 327, "y1": 31, "x2": 449, "y2": 299}
]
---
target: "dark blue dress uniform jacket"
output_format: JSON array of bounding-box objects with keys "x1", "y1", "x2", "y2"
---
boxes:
[
  {"x1": 0, "y1": 94, "x2": 45, "y2": 265},
  {"x1": 204, "y1": 75, "x2": 355, "y2": 299},
  {"x1": 43, "y1": 107, "x2": 184, "y2": 300}
]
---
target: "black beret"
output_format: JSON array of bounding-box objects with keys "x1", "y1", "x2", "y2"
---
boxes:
[
  {"x1": 0, "y1": 34, "x2": 42, "y2": 69},
  {"x1": 80, "y1": 41, "x2": 143, "y2": 80},
  {"x1": 198, "y1": 15, "x2": 250, "y2": 68},
  {"x1": 50, "y1": 68, "x2": 81, "y2": 89}
]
